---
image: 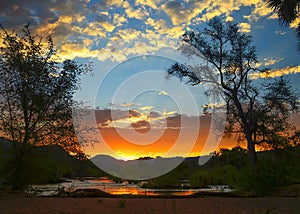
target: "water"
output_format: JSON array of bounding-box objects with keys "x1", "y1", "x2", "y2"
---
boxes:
[{"x1": 26, "y1": 178, "x2": 232, "y2": 197}]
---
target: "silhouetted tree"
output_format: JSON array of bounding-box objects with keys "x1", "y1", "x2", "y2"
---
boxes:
[
  {"x1": 266, "y1": 0, "x2": 300, "y2": 51},
  {"x1": 253, "y1": 77, "x2": 299, "y2": 149},
  {"x1": 0, "y1": 24, "x2": 91, "y2": 189},
  {"x1": 167, "y1": 18, "x2": 298, "y2": 170}
]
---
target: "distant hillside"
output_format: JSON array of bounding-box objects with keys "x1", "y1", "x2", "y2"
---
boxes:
[
  {"x1": 0, "y1": 138, "x2": 106, "y2": 184},
  {"x1": 92, "y1": 154, "x2": 185, "y2": 180},
  {"x1": 0, "y1": 137, "x2": 78, "y2": 163}
]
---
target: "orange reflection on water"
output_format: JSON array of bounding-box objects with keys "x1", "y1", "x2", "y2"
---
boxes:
[
  {"x1": 102, "y1": 187, "x2": 199, "y2": 196},
  {"x1": 81, "y1": 179, "x2": 201, "y2": 196}
]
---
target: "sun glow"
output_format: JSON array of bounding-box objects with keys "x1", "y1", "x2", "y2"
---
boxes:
[{"x1": 115, "y1": 151, "x2": 140, "y2": 161}]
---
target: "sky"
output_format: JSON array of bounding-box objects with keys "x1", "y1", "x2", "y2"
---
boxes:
[{"x1": 1, "y1": 0, "x2": 300, "y2": 160}]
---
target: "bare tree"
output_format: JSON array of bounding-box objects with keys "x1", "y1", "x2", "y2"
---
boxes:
[
  {"x1": 0, "y1": 24, "x2": 92, "y2": 189},
  {"x1": 167, "y1": 18, "x2": 298, "y2": 170}
]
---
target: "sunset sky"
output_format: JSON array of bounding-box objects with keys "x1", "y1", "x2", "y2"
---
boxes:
[{"x1": 1, "y1": 0, "x2": 300, "y2": 160}]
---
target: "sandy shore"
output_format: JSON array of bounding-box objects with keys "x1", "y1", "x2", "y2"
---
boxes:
[{"x1": 0, "y1": 196, "x2": 300, "y2": 213}]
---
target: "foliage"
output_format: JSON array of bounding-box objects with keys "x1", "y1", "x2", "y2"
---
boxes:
[
  {"x1": 167, "y1": 17, "x2": 299, "y2": 169},
  {"x1": 0, "y1": 141, "x2": 107, "y2": 186},
  {"x1": 0, "y1": 24, "x2": 92, "y2": 189},
  {"x1": 254, "y1": 77, "x2": 299, "y2": 149},
  {"x1": 214, "y1": 146, "x2": 248, "y2": 169},
  {"x1": 146, "y1": 145, "x2": 300, "y2": 196}
]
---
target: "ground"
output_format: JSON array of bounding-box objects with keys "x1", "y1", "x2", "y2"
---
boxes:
[{"x1": 0, "y1": 196, "x2": 300, "y2": 213}]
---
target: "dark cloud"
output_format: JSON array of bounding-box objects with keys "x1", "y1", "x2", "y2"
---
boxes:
[
  {"x1": 95, "y1": 14, "x2": 109, "y2": 23},
  {"x1": 164, "y1": 1, "x2": 182, "y2": 12},
  {"x1": 94, "y1": 108, "x2": 208, "y2": 130},
  {"x1": 95, "y1": 109, "x2": 141, "y2": 126},
  {"x1": 147, "y1": 111, "x2": 161, "y2": 119},
  {"x1": 165, "y1": 114, "x2": 181, "y2": 129},
  {"x1": 162, "y1": 0, "x2": 191, "y2": 25},
  {"x1": 165, "y1": 114, "x2": 206, "y2": 129},
  {"x1": 131, "y1": 120, "x2": 151, "y2": 133},
  {"x1": 128, "y1": 110, "x2": 141, "y2": 118},
  {"x1": 0, "y1": 1, "x2": 41, "y2": 28},
  {"x1": 0, "y1": 0, "x2": 88, "y2": 29}
]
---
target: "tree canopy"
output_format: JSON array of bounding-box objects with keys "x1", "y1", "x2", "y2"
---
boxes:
[
  {"x1": 167, "y1": 17, "x2": 299, "y2": 169},
  {"x1": 0, "y1": 24, "x2": 91, "y2": 189}
]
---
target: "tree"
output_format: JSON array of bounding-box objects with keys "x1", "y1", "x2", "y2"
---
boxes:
[
  {"x1": 0, "y1": 24, "x2": 91, "y2": 189},
  {"x1": 167, "y1": 18, "x2": 298, "y2": 170},
  {"x1": 266, "y1": 0, "x2": 300, "y2": 51},
  {"x1": 253, "y1": 77, "x2": 299, "y2": 149}
]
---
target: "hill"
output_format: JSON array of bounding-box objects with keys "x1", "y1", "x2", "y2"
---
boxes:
[
  {"x1": 0, "y1": 138, "x2": 106, "y2": 185},
  {"x1": 91, "y1": 154, "x2": 184, "y2": 180}
]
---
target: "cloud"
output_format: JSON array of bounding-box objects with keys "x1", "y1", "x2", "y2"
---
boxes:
[
  {"x1": 159, "y1": 0, "x2": 275, "y2": 35},
  {"x1": 120, "y1": 102, "x2": 139, "y2": 107},
  {"x1": 238, "y1": 22, "x2": 251, "y2": 33},
  {"x1": 109, "y1": 102, "x2": 140, "y2": 108},
  {"x1": 115, "y1": 28, "x2": 142, "y2": 40},
  {"x1": 113, "y1": 14, "x2": 128, "y2": 27},
  {"x1": 96, "y1": 109, "x2": 142, "y2": 127},
  {"x1": 145, "y1": 18, "x2": 185, "y2": 38},
  {"x1": 93, "y1": 27, "x2": 179, "y2": 62},
  {"x1": 58, "y1": 40, "x2": 98, "y2": 61},
  {"x1": 162, "y1": 1, "x2": 185, "y2": 25},
  {"x1": 135, "y1": 0, "x2": 161, "y2": 9},
  {"x1": 275, "y1": 30, "x2": 287, "y2": 35},
  {"x1": 161, "y1": 1, "x2": 206, "y2": 26},
  {"x1": 203, "y1": 102, "x2": 225, "y2": 109},
  {"x1": 243, "y1": 1, "x2": 273, "y2": 22},
  {"x1": 35, "y1": 15, "x2": 84, "y2": 41},
  {"x1": 0, "y1": 0, "x2": 88, "y2": 29},
  {"x1": 83, "y1": 23, "x2": 107, "y2": 37},
  {"x1": 96, "y1": 0, "x2": 125, "y2": 8},
  {"x1": 123, "y1": 1, "x2": 150, "y2": 20},
  {"x1": 130, "y1": 120, "x2": 151, "y2": 131},
  {"x1": 251, "y1": 65, "x2": 300, "y2": 79},
  {"x1": 140, "y1": 106, "x2": 154, "y2": 111},
  {"x1": 147, "y1": 111, "x2": 161, "y2": 118},
  {"x1": 101, "y1": 22, "x2": 116, "y2": 32},
  {"x1": 1, "y1": 0, "x2": 298, "y2": 64},
  {"x1": 163, "y1": 111, "x2": 177, "y2": 117},
  {"x1": 263, "y1": 58, "x2": 283, "y2": 67},
  {"x1": 94, "y1": 107, "x2": 181, "y2": 130},
  {"x1": 158, "y1": 90, "x2": 168, "y2": 96},
  {"x1": 146, "y1": 18, "x2": 169, "y2": 32}
]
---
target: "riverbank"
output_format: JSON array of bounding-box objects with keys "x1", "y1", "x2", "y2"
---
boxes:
[{"x1": 0, "y1": 196, "x2": 300, "y2": 213}]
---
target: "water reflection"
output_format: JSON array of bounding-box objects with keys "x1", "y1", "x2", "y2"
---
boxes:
[{"x1": 26, "y1": 178, "x2": 232, "y2": 197}]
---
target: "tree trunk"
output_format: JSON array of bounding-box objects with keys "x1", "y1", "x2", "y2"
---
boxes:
[
  {"x1": 232, "y1": 96, "x2": 258, "y2": 169},
  {"x1": 12, "y1": 151, "x2": 25, "y2": 190},
  {"x1": 11, "y1": 142, "x2": 27, "y2": 190},
  {"x1": 244, "y1": 128, "x2": 257, "y2": 170}
]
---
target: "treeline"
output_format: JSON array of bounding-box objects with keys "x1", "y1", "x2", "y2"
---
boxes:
[
  {"x1": 1, "y1": 139, "x2": 300, "y2": 196},
  {"x1": 146, "y1": 145, "x2": 300, "y2": 196}
]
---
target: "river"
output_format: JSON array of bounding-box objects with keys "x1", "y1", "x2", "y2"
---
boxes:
[{"x1": 26, "y1": 178, "x2": 232, "y2": 197}]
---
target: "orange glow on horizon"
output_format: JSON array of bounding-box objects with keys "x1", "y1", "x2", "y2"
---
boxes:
[
  {"x1": 85, "y1": 112, "x2": 300, "y2": 159},
  {"x1": 82, "y1": 116, "x2": 243, "y2": 160}
]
